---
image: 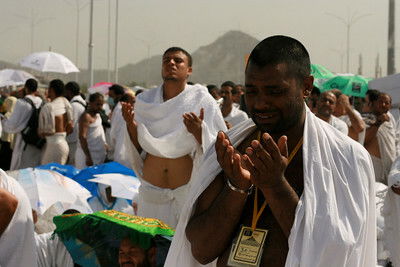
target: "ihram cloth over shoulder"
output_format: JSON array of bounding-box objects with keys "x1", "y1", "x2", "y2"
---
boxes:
[
  {"x1": 121, "y1": 84, "x2": 227, "y2": 177},
  {"x1": 165, "y1": 107, "x2": 376, "y2": 267}
]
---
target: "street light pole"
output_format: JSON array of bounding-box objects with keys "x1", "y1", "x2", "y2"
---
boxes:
[
  {"x1": 88, "y1": 0, "x2": 94, "y2": 86},
  {"x1": 326, "y1": 12, "x2": 371, "y2": 73},
  {"x1": 114, "y1": 0, "x2": 119, "y2": 83},
  {"x1": 107, "y1": 0, "x2": 112, "y2": 82}
]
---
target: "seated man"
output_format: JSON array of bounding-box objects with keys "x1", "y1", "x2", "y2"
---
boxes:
[{"x1": 166, "y1": 36, "x2": 376, "y2": 267}]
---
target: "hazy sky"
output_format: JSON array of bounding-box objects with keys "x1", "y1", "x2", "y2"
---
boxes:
[{"x1": 0, "y1": 0, "x2": 397, "y2": 78}]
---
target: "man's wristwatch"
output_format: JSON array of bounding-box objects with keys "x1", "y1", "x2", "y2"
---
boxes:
[{"x1": 226, "y1": 178, "x2": 254, "y2": 195}]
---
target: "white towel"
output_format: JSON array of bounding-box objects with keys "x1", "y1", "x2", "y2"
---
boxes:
[
  {"x1": 165, "y1": 107, "x2": 376, "y2": 267},
  {"x1": 120, "y1": 83, "x2": 227, "y2": 177},
  {"x1": 38, "y1": 96, "x2": 73, "y2": 135}
]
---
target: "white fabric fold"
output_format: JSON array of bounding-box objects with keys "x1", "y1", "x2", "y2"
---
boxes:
[
  {"x1": 75, "y1": 114, "x2": 107, "y2": 169},
  {"x1": 383, "y1": 156, "x2": 400, "y2": 266},
  {"x1": 375, "y1": 116, "x2": 397, "y2": 184},
  {"x1": 165, "y1": 107, "x2": 376, "y2": 267},
  {"x1": 38, "y1": 96, "x2": 73, "y2": 135},
  {"x1": 0, "y1": 169, "x2": 38, "y2": 267},
  {"x1": 120, "y1": 83, "x2": 227, "y2": 177},
  {"x1": 135, "y1": 84, "x2": 227, "y2": 159}
]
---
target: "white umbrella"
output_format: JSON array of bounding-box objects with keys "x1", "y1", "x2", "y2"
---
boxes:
[
  {"x1": 0, "y1": 68, "x2": 36, "y2": 87},
  {"x1": 19, "y1": 51, "x2": 80, "y2": 74},
  {"x1": 13, "y1": 168, "x2": 91, "y2": 214},
  {"x1": 89, "y1": 173, "x2": 140, "y2": 200}
]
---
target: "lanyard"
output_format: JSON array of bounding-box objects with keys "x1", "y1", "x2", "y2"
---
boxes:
[{"x1": 251, "y1": 133, "x2": 303, "y2": 230}]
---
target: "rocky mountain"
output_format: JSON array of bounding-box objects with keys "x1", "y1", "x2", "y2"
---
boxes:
[
  {"x1": 118, "y1": 30, "x2": 259, "y2": 86},
  {"x1": 0, "y1": 30, "x2": 259, "y2": 87}
]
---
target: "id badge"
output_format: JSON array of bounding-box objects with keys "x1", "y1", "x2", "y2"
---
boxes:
[{"x1": 227, "y1": 226, "x2": 268, "y2": 267}]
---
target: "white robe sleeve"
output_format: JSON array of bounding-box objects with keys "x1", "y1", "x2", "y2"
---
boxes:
[{"x1": 2, "y1": 99, "x2": 33, "y2": 133}]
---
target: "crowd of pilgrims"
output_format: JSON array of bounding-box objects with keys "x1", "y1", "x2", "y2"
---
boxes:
[{"x1": 0, "y1": 75, "x2": 398, "y2": 266}]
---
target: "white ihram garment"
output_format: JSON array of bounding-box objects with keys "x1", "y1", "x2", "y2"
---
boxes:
[
  {"x1": 0, "y1": 169, "x2": 38, "y2": 267},
  {"x1": 371, "y1": 116, "x2": 397, "y2": 184},
  {"x1": 110, "y1": 102, "x2": 130, "y2": 167},
  {"x1": 382, "y1": 156, "x2": 400, "y2": 266},
  {"x1": 75, "y1": 113, "x2": 107, "y2": 169},
  {"x1": 120, "y1": 84, "x2": 227, "y2": 227},
  {"x1": 223, "y1": 106, "x2": 248, "y2": 127},
  {"x1": 67, "y1": 95, "x2": 86, "y2": 165},
  {"x1": 328, "y1": 115, "x2": 348, "y2": 135},
  {"x1": 2, "y1": 95, "x2": 42, "y2": 170},
  {"x1": 39, "y1": 97, "x2": 73, "y2": 165},
  {"x1": 165, "y1": 107, "x2": 376, "y2": 267}
]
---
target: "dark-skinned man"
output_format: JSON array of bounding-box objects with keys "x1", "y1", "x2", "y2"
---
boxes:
[{"x1": 165, "y1": 36, "x2": 376, "y2": 267}]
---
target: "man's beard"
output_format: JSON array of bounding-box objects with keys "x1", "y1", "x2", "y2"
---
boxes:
[{"x1": 251, "y1": 99, "x2": 304, "y2": 134}]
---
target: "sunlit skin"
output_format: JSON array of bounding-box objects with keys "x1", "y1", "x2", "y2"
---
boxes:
[
  {"x1": 315, "y1": 91, "x2": 336, "y2": 122},
  {"x1": 118, "y1": 238, "x2": 156, "y2": 267}
]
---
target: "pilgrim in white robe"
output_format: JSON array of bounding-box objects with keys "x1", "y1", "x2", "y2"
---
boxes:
[
  {"x1": 165, "y1": 107, "x2": 376, "y2": 267},
  {"x1": 2, "y1": 95, "x2": 43, "y2": 170},
  {"x1": 75, "y1": 113, "x2": 107, "y2": 169},
  {"x1": 109, "y1": 102, "x2": 130, "y2": 167},
  {"x1": 120, "y1": 83, "x2": 227, "y2": 228},
  {"x1": 67, "y1": 95, "x2": 86, "y2": 165},
  {"x1": 382, "y1": 156, "x2": 400, "y2": 266},
  {"x1": 223, "y1": 105, "x2": 248, "y2": 128},
  {"x1": 370, "y1": 114, "x2": 397, "y2": 184},
  {"x1": 39, "y1": 96, "x2": 73, "y2": 165},
  {"x1": 0, "y1": 169, "x2": 38, "y2": 267}
]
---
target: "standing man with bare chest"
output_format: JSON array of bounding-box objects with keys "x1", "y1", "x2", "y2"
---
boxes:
[
  {"x1": 122, "y1": 47, "x2": 226, "y2": 228},
  {"x1": 166, "y1": 36, "x2": 376, "y2": 267}
]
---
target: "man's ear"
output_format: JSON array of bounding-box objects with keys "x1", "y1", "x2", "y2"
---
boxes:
[{"x1": 303, "y1": 76, "x2": 314, "y2": 99}]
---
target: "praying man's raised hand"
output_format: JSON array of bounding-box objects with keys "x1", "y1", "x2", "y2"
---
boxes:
[{"x1": 183, "y1": 108, "x2": 204, "y2": 145}]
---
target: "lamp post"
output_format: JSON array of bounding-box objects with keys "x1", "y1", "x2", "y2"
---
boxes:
[
  {"x1": 114, "y1": 0, "x2": 119, "y2": 83},
  {"x1": 326, "y1": 12, "x2": 371, "y2": 73},
  {"x1": 88, "y1": 0, "x2": 94, "y2": 86}
]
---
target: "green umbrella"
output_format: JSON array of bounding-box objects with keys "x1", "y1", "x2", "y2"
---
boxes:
[
  {"x1": 311, "y1": 64, "x2": 335, "y2": 79},
  {"x1": 321, "y1": 75, "x2": 371, "y2": 97},
  {"x1": 53, "y1": 210, "x2": 175, "y2": 267},
  {"x1": 311, "y1": 64, "x2": 335, "y2": 89}
]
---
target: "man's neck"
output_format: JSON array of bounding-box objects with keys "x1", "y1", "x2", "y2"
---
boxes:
[
  {"x1": 221, "y1": 98, "x2": 233, "y2": 117},
  {"x1": 162, "y1": 80, "x2": 187, "y2": 101},
  {"x1": 316, "y1": 113, "x2": 330, "y2": 123},
  {"x1": 271, "y1": 114, "x2": 305, "y2": 153}
]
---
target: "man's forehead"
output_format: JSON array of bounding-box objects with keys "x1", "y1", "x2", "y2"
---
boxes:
[
  {"x1": 245, "y1": 62, "x2": 293, "y2": 85},
  {"x1": 163, "y1": 51, "x2": 186, "y2": 59}
]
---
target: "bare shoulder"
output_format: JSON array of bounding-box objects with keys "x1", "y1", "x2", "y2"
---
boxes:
[{"x1": 0, "y1": 188, "x2": 18, "y2": 236}]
